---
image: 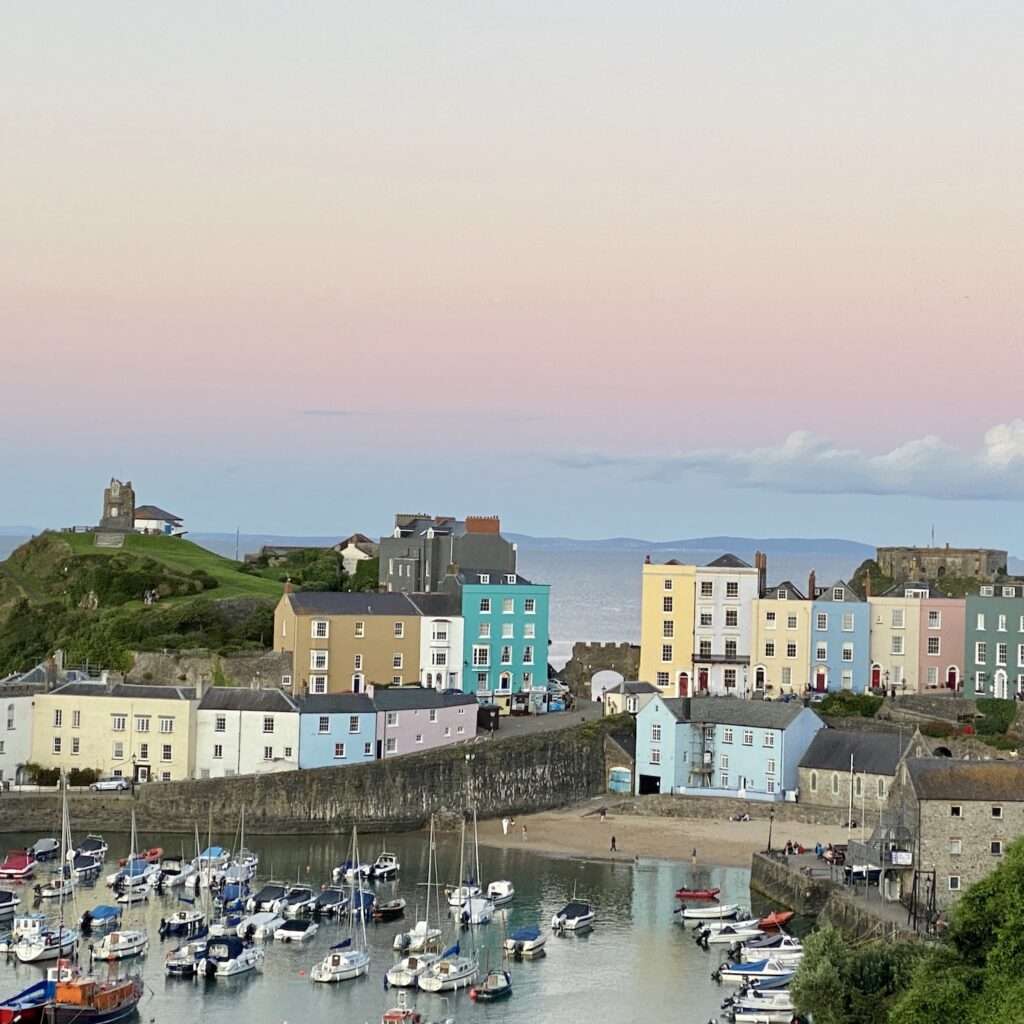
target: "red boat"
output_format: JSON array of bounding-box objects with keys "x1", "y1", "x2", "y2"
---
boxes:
[
  {"x1": 116, "y1": 847, "x2": 163, "y2": 867},
  {"x1": 759, "y1": 910, "x2": 795, "y2": 929},
  {"x1": 0, "y1": 851, "x2": 36, "y2": 880},
  {"x1": 0, "y1": 978, "x2": 53, "y2": 1024},
  {"x1": 674, "y1": 886, "x2": 720, "y2": 901}
]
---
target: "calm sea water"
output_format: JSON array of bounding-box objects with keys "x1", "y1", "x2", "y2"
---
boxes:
[{"x1": 0, "y1": 830, "x2": 769, "y2": 1024}]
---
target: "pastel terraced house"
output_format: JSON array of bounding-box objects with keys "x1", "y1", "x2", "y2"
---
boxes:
[
  {"x1": 965, "y1": 584, "x2": 1024, "y2": 698},
  {"x1": 809, "y1": 578, "x2": 870, "y2": 694},
  {"x1": 298, "y1": 693, "x2": 377, "y2": 769},
  {"x1": 868, "y1": 582, "x2": 933, "y2": 693},
  {"x1": 638, "y1": 559, "x2": 696, "y2": 698},
  {"x1": 194, "y1": 687, "x2": 299, "y2": 778},
  {"x1": 917, "y1": 597, "x2": 965, "y2": 692},
  {"x1": 752, "y1": 581, "x2": 810, "y2": 695},
  {"x1": 371, "y1": 687, "x2": 477, "y2": 758}
]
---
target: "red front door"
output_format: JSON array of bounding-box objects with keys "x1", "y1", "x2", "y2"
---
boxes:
[
  {"x1": 947, "y1": 667, "x2": 957, "y2": 690},
  {"x1": 816, "y1": 669, "x2": 827, "y2": 692},
  {"x1": 871, "y1": 665, "x2": 881, "y2": 688},
  {"x1": 678, "y1": 672, "x2": 689, "y2": 697},
  {"x1": 698, "y1": 668, "x2": 709, "y2": 692}
]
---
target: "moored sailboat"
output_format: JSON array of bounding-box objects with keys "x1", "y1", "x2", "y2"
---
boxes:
[{"x1": 310, "y1": 826, "x2": 370, "y2": 984}]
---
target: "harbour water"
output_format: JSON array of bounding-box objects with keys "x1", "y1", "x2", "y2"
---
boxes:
[{"x1": 0, "y1": 829, "x2": 765, "y2": 1023}]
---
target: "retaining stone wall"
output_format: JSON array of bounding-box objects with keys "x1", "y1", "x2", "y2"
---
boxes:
[{"x1": 612, "y1": 794, "x2": 850, "y2": 827}]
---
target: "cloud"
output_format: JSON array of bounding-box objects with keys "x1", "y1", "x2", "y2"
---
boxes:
[
  {"x1": 300, "y1": 408, "x2": 350, "y2": 417},
  {"x1": 554, "y1": 421, "x2": 1024, "y2": 501}
]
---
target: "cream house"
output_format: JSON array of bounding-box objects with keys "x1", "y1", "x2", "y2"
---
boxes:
[{"x1": 31, "y1": 682, "x2": 198, "y2": 782}]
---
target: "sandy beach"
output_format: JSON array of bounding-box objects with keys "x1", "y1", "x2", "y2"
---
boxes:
[{"x1": 475, "y1": 799, "x2": 856, "y2": 868}]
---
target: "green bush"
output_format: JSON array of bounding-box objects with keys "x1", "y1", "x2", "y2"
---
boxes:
[
  {"x1": 820, "y1": 691, "x2": 883, "y2": 718},
  {"x1": 921, "y1": 720, "x2": 956, "y2": 738},
  {"x1": 67, "y1": 768, "x2": 99, "y2": 786},
  {"x1": 977, "y1": 734, "x2": 1018, "y2": 751},
  {"x1": 975, "y1": 698, "x2": 1017, "y2": 736}
]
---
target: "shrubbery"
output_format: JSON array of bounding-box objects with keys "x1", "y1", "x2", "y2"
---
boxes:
[
  {"x1": 819, "y1": 691, "x2": 884, "y2": 718},
  {"x1": 975, "y1": 698, "x2": 1017, "y2": 736}
]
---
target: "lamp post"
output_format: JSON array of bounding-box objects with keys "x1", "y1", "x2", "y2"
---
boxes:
[{"x1": 767, "y1": 810, "x2": 775, "y2": 854}]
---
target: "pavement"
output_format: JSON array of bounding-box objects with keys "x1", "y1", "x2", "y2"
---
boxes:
[{"x1": 477, "y1": 700, "x2": 603, "y2": 740}]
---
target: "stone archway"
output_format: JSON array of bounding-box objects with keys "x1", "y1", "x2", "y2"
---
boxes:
[
  {"x1": 560, "y1": 642, "x2": 641, "y2": 700},
  {"x1": 591, "y1": 670, "x2": 624, "y2": 702}
]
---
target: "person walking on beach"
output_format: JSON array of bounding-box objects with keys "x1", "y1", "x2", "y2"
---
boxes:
[
  {"x1": 521, "y1": 824, "x2": 528, "y2": 842},
  {"x1": 501, "y1": 817, "x2": 510, "y2": 836},
  {"x1": 691, "y1": 847, "x2": 697, "y2": 867},
  {"x1": 610, "y1": 835, "x2": 617, "y2": 853}
]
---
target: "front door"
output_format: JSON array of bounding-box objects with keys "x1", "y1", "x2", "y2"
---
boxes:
[
  {"x1": 946, "y1": 667, "x2": 958, "y2": 690},
  {"x1": 816, "y1": 668, "x2": 827, "y2": 692},
  {"x1": 134, "y1": 764, "x2": 150, "y2": 783},
  {"x1": 376, "y1": 740, "x2": 383, "y2": 760},
  {"x1": 697, "y1": 668, "x2": 709, "y2": 693},
  {"x1": 678, "y1": 672, "x2": 689, "y2": 697},
  {"x1": 871, "y1": 665, "x2": 881, "y2": 688}
]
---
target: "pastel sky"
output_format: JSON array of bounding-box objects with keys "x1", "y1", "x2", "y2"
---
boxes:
[{"x1": 3, "y1": 3, "x2": 1023, "y2": 547}]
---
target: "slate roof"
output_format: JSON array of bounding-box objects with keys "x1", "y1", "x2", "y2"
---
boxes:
[
  {"x1": 198, "y1": 688, "x2": 298, "y2": 713},
  {"x1": 880, "y1": 581, "x2": 943, "y2": 598},
  {"x1": 455, "y1": 568, "x2": 537, "y2": 587},
  {"x1": 286, "y1": 592, "x2": 420, "y2": 616},
  {"x1": 657, "y1": 695, "x2": 809, "y2": 729},
  {"x1": 799, "y1": 730, "x2": 906, "y2": 776},
  {"x1": 814, "y1": 579, "x2": 864, "y2": 603},
  {"x1": 906, "y1": 758, "x2": 1024, "y2": 802},
  {"x1": 705, "y1": 554, "x2": 753, "y2": 569},
  {"x1": 405, "y1": 593, "x2": 463, "y2": 617},
  {"x1": 763, "y1": 581, "x2": 806, "y2": 600},
  {"x1": 606, "y1": 681, "x2": 659, "y2": 696},
  {"x1": 371, "y1": 687, "x2": 477, "y2": 711},
  {"x1": 50, "y1": 682, "x2": 195, "y2": 701},
  {"x1": 300, "y1": 693, "x2": 375, "y2": 715},
  {"x1": 133, "y1": 505, "x2": 183, "y2": 523}
]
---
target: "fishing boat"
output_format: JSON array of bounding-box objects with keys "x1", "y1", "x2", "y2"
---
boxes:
[
  {"x1": 681, "y1": 902, "x2": 741, "y2": 920},
  {"x1": 758, "y1": 910, "x2": 795, "y2": 930},
  {"x1": 199, "y1": 935, "x2": 264, "y2": 978},
  {"x1": 372, "y1": 897, "x2": 406, "y2": 922},
  {"x1": 381, "y1": 991, "x2": 424, "y2": 1023},
  {"x1": 75, "y1": 836, "x2": 108, "y2": 861},
  {"x1": 0, "y1": 851, "x2": 35, "y2": 880},
  {"x1": 92, "y1": 928, "x2": 149, "y2": 961},
  {"x1": 47, "y1": 958, "x2": 143, "y2": 1024},
  {"x1": 310, "y1": 826, "x2": 370, "y2": 983},
  {"x1": 675, "y1": 885, "x2": 720, "y2": 901},
  {"x1": 369, "y1": 852, "x2": 400, "y2": 881},
  {"x1": 273, "y1": 919, "x2": 318, "y2": 943},
  {"x1": 29, "y1": 838, "x2": 60, "y2": 863},
  {"x1": 279, "y1": 885, "x2": 316, "y2": 918},
  {"x1": 470, "y1": 968, "x2": 512, "y2": 1002},
  {"x1": 236, "y1": 911, "x2": 285, "y2": 942},
  {"x1": 165, "y1": 936, "x2": 209, "y2": 977},
  {"x1": 486, "y1": 880, "x2": 514, "y2": 907},
  {"x1": 159, "y1": 907, "x2": 206, "y2": 938},
  {"x1": 246, "y1": 882, "x2": 287, "y2": 913},
  {"x1": 313, "y1": 886, "x2": 348, "y2": 917},
  {"x1": 713, "y1": 957, "x2": 796, "y2": 984},
  {"x1": 80, "y1": 906, "x2": 121, "y2": 935},
  {"x1": 0, "y1": 891, "x2": 18, "y2": 915},
  {"x1": 551, "y1": 898, "x2": 594, "y2": 934},
  {"x1": 0, "y1": 978, "x2": 53, "y2": 1024},
  {"x1": 1, "y1": 913, "x2": 48, "y2": 953},
  {"x1": 503, "y1": 926, "x2": 546, "y2": 959}
]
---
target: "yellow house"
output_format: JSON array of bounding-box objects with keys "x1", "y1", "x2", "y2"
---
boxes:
[
  {"x1": 638, "y1": 560, "x2": 696, "y2": 698},
  {"x1": 752, "y1": 582, "x2": 812, "y2": 695},
  {"x1": 32, "y1": 681, "x2": 198, "y2": 782}
]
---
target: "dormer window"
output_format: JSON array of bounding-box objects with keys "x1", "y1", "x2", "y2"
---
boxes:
[
  {"x1": 505, "y1": 574, "x2": 516, "y2": 584},
  {"x1": 833, "y1": 587, "x2": 845, "y2": 601},
  {"x1": 778, "y1": 591, "x2": 787, "y2": 600},
  {"x1": 479, "y1": 574, "x2": 490, "y2": 584}
]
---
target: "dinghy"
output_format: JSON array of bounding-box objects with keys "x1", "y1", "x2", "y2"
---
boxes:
[
  {"x1": 165, "y1": 936, "x2": 208, "y2": 977},
  {"x1": 681, "y1": 902, "x2": 740, "y2": 920},
  {"x1": 372, "y1": 897, "x2": 406, "y2": 922},
  {"x1": 470, "y1": 968, "x2": 512, "y2": 1002},
  {"x1": 503, "y1": 925, "x2": 546, "y2": 959},
  {"x1": 486, "y1": 880, "x2": 514, "y2": 907}
]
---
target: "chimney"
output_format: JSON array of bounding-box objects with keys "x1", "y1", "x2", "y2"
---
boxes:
[
  {"x1": 465, "y1": 515, "x2": 501, "y2": 535},
  {"x1": 283, "y1": 578, "x2": 293, "y2": 594},
  {"x1": 644, "y1": 554, "x2": 651, "y2": 564},
  {"x1": 755, "y1": 551, "x2": 767, "y2": 596},
  {"x1": 808, "y1": 569, "x2": 816, "y2": 600}
]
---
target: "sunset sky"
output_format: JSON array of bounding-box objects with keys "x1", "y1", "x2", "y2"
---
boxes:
[{"x1": 4, "y1": 3, "x2": 1023, "y2": 546}]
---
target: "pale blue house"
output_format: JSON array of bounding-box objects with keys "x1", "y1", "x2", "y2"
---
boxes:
[
  {"x1": 810, "y1": 579, "x2": 870, "y2": 694},
  {"x1": 298, "y1": 693, "x2": 377, "y2": 768},
  {"x1": 635, "y1": 695, "x2": 824, "y2": 801}
]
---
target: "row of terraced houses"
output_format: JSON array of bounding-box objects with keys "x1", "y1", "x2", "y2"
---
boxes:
[{"x1": 638, "y1": 553, "x2": 1024, "y2": 700}]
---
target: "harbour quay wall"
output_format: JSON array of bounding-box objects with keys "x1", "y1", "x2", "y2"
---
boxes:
[
  {"x1": 613, "y1": 794, "x2": 850, "y2": 827},
  {"x1": 750, "y1": 852, "x2": 834, "y2": 916},
  {"x1": 0, "y1": 717, "x2": 626, "y2": 836}
]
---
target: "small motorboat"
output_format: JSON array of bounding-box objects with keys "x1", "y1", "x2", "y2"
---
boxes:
[
  {"x1": 697, "y1": 922, "x2": 764, "y2": 945},
  {"x1": 46, "y1": 959, "x2": 143, "y2": 1024},
  {"x1": 196, "y1": 846, "x2": 231, "y2": 871},
  {"x1": 381, "y1": 990, "x2": 426, "y2": 1023},
  {"x1": 29, "y1": 839, "x2": 60, "y2": 863},
  {"x1": 446, "y1": 883, "x2": 481, "y2": 908},
  {"x1": 0, "y1": 891, "x2": 18, "y2": 915},
  {"x1": 0, "y1": 978, "x2": 52, "y2": 1024},
  {"x1": 758, "y1": 910, "x2": 794, "y2": 930},
  {"x1": 115, "y1": 881, "x2": 152, "y2": 905},
  {"x1": 372, "y1": 897, "x2": 406, "y2": 922},
  {"x1": 280, "y1": 885, "x2": 317, "y2": 918},
  {"x1": 470, "y1": 968, "x2": 512, "y2": 1002},
  {"x1": 386, "y1": 952, "x2": 440, "y2": 988},
  {"x1": 274, "y1": 919, "x2": 318, "y2": 943},
  {"x1": 455, "y1": 896, "x2": 493, "y2": 927},
  {"x1": 15, "y1": 924, "x2": 77, "y2": 963},
  {"x1": 503, "y1": 925, "x2": 546, "y2": 959},
  {"x1": 34, "y1": 872, "x2": 74, "y2": 901},
  {"x1": 199, "y1": 936, "x2": 264, "y2": 978},
  {"x1": 393, "y1": 919, "x2": 442, "y2": 953},
  {"x1": 75, "y1": 836, "x2": 108, "y2": 861},
  {"x1": 92, "y1": 928, "x2": 149, "y2": 961},
  {"x1": 159, "y1": 908, "x2": 206, "y2": 938},
  {"x1": 713, "y1": 958, "x2": 795, "y2": 984},
  {"x1": 350, "y1": 889, "x2": 376, "y2": 920},
  {"x1": 551, "y1": 900, "x2": 594, "y2": 934},
  {"x1": 246, "y1": 883, "x2": 287, "y2": 913},
  {"x1": 369, "y1": 852, "x2": 400, "y2": 881},
  {"x1": 208, "y1": 914, "x2": 243, "y2": 937},
  {"x1": 236, "y1": 912, "x2": 285, "y2": 942},
  {"x1": 417, "y1": 943, "x2": 478, "y2": 992},
  {"x1": 675, "y1": 886, "x2": 720, "y2": 901},
  {"x1": 741, "y1": 931, "x2": 793, "y2": 952},
  {"x1": 70, "y1": 854, "x2": 102, "y2": 883},
  {"x1": 215, "y1": 882, "x2": 249, "y2": 914},
  {"x1": 681, "y1": 903, "x2": 740, "y2": 920},
  {"x1": 80, "y1": 905, "x2": 120, "y2": 936},
  {"x1": 165, "y1": 937, "x2": 208, "y2": 977},
  {"x1": 332, "y1": 859, "x2": 370, "y2": 884},
  {"x1": 0, "y1": 913, "x2": 48, "y2": 952},
  {"x1": 486, "y1": 880, "x2": 514, "y2": 907},
  {"x1": 740, "y1": 935, "x2": 803, "y2": 964},
  {"x1": 313, "y1": 886, "x2": 348, "y2": 917},
  {"x1": 0, "y1": 851, "x2": 36, "y2": 881},
  {"x1": 310, "y1": 940, "x2": 370, "y2": 983}
]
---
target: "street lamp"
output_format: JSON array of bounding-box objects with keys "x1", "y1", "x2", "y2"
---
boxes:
[{"x1": 767, "y1": 810, "x2": 775, "y2": 854}]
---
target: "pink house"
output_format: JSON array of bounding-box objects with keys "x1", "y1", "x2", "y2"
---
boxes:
[
  {"x1": 918, "y1": 598, "x2": 965, "y2": 691},
  {"x1": 368, "y1": 687, "x2": 478, "y2": 759}
]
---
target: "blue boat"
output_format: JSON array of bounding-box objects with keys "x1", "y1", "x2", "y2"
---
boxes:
[
  {"x1": 0, "y1": 977, "x2": 55, "y2": 1024},
  {"x1": 81, "y1": 905, "x2": 121, "y2": 935},
  {"x1": 350, "y1": 889, "x2": 376, "y2": 920}
]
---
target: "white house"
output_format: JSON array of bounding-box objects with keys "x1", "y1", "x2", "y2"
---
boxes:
[
  {"x1": 0, "y1": 693, "x2": 35, "y2": 784},
  {"x1": 195, "y1": 688, "x2": 299, "y2": 778},
  {"x1": 692, "y1": 554, "x2": 761, "y2": 697},
  {"x1": 134, "y1": 505, "x2": 185, "y2": 536},
  {"x1": 333, "y1": 534, "x2": 379, "y2": 577},
  {"x1": 408, "y1": 594, "x2": 464, "y2": 691}
]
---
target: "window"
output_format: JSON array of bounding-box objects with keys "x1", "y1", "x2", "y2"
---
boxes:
[
  {"x1": 363, "y1": 742, "x2": 372, "y2": 756},
  {"x1": 355, "y1": 620, "x2": 365, "y2": 637},
  {"x1": 724, "y1": 668, "x2": 737, "y2": 688},
  {"x1": 877, "y1": 778, "x2": 885, "y2": 798},
  {"x1": 891, "y1": 608, "x2": 905, "y2": 628},
  {"x1": 71, "y1": 710, "x2": 80, "y2": 729},
  {"x1": 720, "y1": 753, "x2": 730, "y2": 770},
  {"x1": 927, "y1": 667, "x2": 938, "y2": 686},
  {"x1": 719, "y1": 772, "x2": 729, "y2": 787},
  {"x1": 992, "y1": 841, "x2": 1004, "y2": 856},
  {"x1": 842, "y1": 613, "x2": 855, "y2": 632},
  {"x1": 500, "y1": 646, "x2": 513, "y2": 665},
  {"x1": 53, "y1": 709, "x2": 62, "y2": 728},
  {"x1": 656, "y1": 672, "x2": 670, "y2": 688},
  {"x1": 479, "y1": 574, "x2": 490, "y2": 584},
  {"x1": 975, "y1": 641, "x2": 988, "y2": 665},
  {"x1": 842, "y1": 644, "x2": 854, "y2": 663},
  {"x1": 723, "y1": 727, "x2": 734, "y2": 743},
  {"x1": 651, "y1": 748, "x2": 661, "y2": 766},
  {"x1": 71, "y1": 737, "x2": 80, "y2": 756},
  {"x1": 810, "y1": 771, "x2": 817, "y2": 792},
  {"x1": 816, "y1": 643, "x2": 827, "y2": 662},
  {"x1": 432, "y1": 623, "x2": 449, "y2": 642},
  {"x1": 816, "y1": 613, "x2": 828, "y2": 631},
  {"x1": 661, "y1": 644, "x2": 673, "y2": 662},
  {"x1": 992, "y1": 806, "x2": 1003, "y2": 819},
  {"x1": 316, "y1": 715, "x2": 331, "y2": 734},
  {"x1": 842, "y1": 671, "x2": 853, "y2": 689},
  {"x1": 428, "y1": 709, "x2": 438, "y2": 723},
  {"x1": 975, "y1": 671, "x2": 988, "y2": 692},
  {"x1": 262, "y1": 716, "x2": 274, "y2": 734},
  {"x1": 767, "y1": 758, "x2": 777, "y2": 775},
  {"x1": 113, "y1": 741, "x2": 124, "y2": 759},
  {"x1": 832, "y1": 587, "x2": 845, "y2": 601},
  {"x1": 997, "y1": 643, "x2": 1008, "y2": 667},
  {"x1": 781, "y1": 667, "x2": 792, "y2": 688},
  {"x1": 386, "y1": 712, "x2": 398, "y2": 727},
  {"x1": 700, "y1": 580, "x2": 713, "y2": 598},
  {"x1": 160, "y1": 771, "x2": 171, "y2": 782},
  {"x1": 787, "y1": 615, "x2": 798, "y2": 630},
  {"x1": 135, "y1": 716, "x2": 150, "y2": 733},
  {"x1": 664, "y1": 578, "x2": 673, "y2": 590},
  {"x1": 393, "y1": 621, "x2": 405, "y2": 638},
  {"x1": 310, "y1": 650, "x2": 329, "y2": 670},
  {"x1": 1004, "y1": 587, "x2": 1017, "y2": 598},
  {"x1": 765, "y1": 641, "x2": 776, "y2": 658},
  {"x1": 928, "y1": 636, "x2": 941, "y2": 656},
  {"x1": 949, "y1": 838, "x2": 962, "y2": 855},
  {"x1": 524, "y1": 598, "x2": 536, "y2": 614},
  {"x1": 786, "y1": 643, "x2": 797, "y2": 659},
  {"x1": 415, "y1": 734, "x2": 423, "y2": 744},
  {"x1": 977, "y1": 613, "x2": 986, "y2": 631},
  {"x1": 699, "y1": 639, "x2": 712, "y2": 657},
  {"x1": 479, "y1": 598, "x2": 491, "y2": 614},
  {"x1": 725, "y1": 639, "x2": 738, "y2": 659},
  {"x1": 726, "y1": 581, "x2": 739, "y2": 599},
  {"x1": 5, "y1": 705, "x2": 12, "y2": 731},
  {"x1": 472, "y1": 646, "x2": 490, "y2": 667},
  {"x1": 742, "y1": 729, "x2": 753, "y2": 746},
  {"x1": 263, "y1": 746, "x2": 273, "y2": 761},
  {"x1": 928, "y1": 610, "x2": 941, "y2": 629},
  {"x1": 949, "y1": 876, "x2": 961, "y2": 892},
  {"x1": 385, "y1": 737, "x2": 397, "y2": 754},
  {"x1": 663, "y1": 596, "x2": 673, "y2": 613},
  {"x1": 763, "y1": 732, "x2": 775, "y2": 748},
  {"x1": 334, "y1": 743, "x2": 346, "y2": 759},
  {"x1": 765, "y1": 611, "x2": 776, "y2": 628},
  {"x1": 725, "y1": 609, "x2": 738, "y2": 628},
  {"x1": 855, "y1": 775, "x2": 862, "y2": 797},
  {"x1": 311, "y1": 676, "x2": 327, "y2": 694},
  {"x1": 353, "y1": 654, "x2": 363, "y2": 670},
  {"x1": 524, "y1": 623, "x2": 536, "y2": 639},
  {"x1": 476, "y1": 672, "x2": 489, "y2": 689},
  {"x1": 891, "y1": 635, "x2": 905, "y2": 656},
  {"x1": 523, "y1": 646, "x2": 534, "y2": 665},
  {"x1": 950, "y1": 805, "x2": 962, "y2": 817},
  {"x1": 700, "y1": 611, "x2": 713, "y2": 627},
  {"x1": 138, "y1": 743, "x2": 149, "y2": 760},
  {"x1": 312, "y1": 620, "x2": 329, "y2": 639},
  {"x1": 651, "y1": 723, "x2": 662, "y2": 742},
  {"x1": 391, "y1": 675, "x2": 402, "y2": 685},
  {"x1": 999, "y1": 614, "x2": 1008, "y2": 632},
  {"x1": 502, "y1": 623, "x2": 515, "y2": 639},
  {"x1": 479, "y1": 623, "x2": 491, "y2": 639},
  {"x1": 393, "y1": 653, "x2": 404, "y2": 669},
  {"x1": 161, "y1": 744, "x2": 172, "y2": 761},
  {"x1": 662, "y1": 620, "x2": 674, "y2": 638},
  {"x1": 981, "y1": 586, "x2": 994, "y2": 597},
  {"x1": 159, "y1": 717, "x2": 174, "y2": 734},
  {"x1": 502, "y1": 598, "x2": 514, "y2": 614},
  {"x1": 778, "y1": 590, "x2": 788, "y2": 600},
  {"x1": 1018, "y1": 644, "x2": 1024, "y2": 668},
  {"x1": 212, "y1": 744, "x2": 223, "y2": 759},
  {"x1": 832, "y1": 773, "x2": 839, "y2": 794}
]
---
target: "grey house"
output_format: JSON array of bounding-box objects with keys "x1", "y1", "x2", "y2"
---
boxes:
[{"x1": 379, "y1": 513, "x2": 516, "y2": 593}]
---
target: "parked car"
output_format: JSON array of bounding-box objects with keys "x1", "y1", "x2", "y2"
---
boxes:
[{"x1": 90, "y1": 777, "x2": 130, "y2": 792}]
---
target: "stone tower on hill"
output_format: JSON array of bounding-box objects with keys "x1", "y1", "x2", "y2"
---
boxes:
[{"x1": 100, "y1": 478, "x2": 135, "y2": 532}]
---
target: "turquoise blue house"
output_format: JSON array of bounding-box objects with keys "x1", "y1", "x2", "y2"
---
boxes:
[
  {"x1": 298, "y1": 693, "x2": 377, "y2": 768},
  {"x1": 810, "y1": 579, "x2": 870, "y2": 693},
  {"x1": 635, "y1": 695, "x2": 824, "y2": 800},
  {"x1": 452, "y1": 570, "x2": 551, "y2": 712}
]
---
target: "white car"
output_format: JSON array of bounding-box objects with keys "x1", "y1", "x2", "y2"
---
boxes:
[{"x1": 90, "y1": 777, "x2": 130, "y2": 792}]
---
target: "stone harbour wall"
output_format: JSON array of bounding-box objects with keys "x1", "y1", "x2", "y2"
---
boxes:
[{"x1": 612, "y1": 794, "x2": 850, "y2": 827}]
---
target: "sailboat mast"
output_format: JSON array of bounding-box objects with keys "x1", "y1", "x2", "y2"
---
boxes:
[
  {"x1": 425, "y1": 816, "x2": 434, "y2": 931},
  {"x1": 473, "y1": 807, "x2": 481, "y2": 888}
]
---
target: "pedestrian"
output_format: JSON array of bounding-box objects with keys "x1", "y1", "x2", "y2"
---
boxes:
[
  {"x1": 610, "y1": 835, "x2": 617, "y2": 853},
  {"x1": 691, "y1": 847, "x2": 697, "y2": 867},
  {"x1": 600, "y1": 807, "x2": 607, "y2": 823},
  {"x1": 521, "y1": 824, "x2": 528, "y2": 843},
  {"x1": 501, "y1": 817, "x2": 509, "y2": 836}
]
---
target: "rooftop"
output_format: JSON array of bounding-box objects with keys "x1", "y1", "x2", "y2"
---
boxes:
[
  {"x1": 607, "y1": 681, "x2": 659, "y2": 696},
  {"x1": 49, "y1": 682, "x2": 196, "y2": 701},
  {"x1": 198, "y1": 688, "x2": 298, "y2": 713},
  {"x1": 455, "y1": 568, "x2": 537, "y2": 587},
  {"x1": 370, "y1": 687, "x2": 477, "y2": 711},
  {"x1": 133, "y1": 505, "x2": 183, "y2": 523},
  {"x1": 658, "y1": 695, "x2": 809, "y2": 729},
  {"x1": 705, "y1": 554, "x2": 753, "y2": 569},
  {"x1": 286, "y1": 592, "x2": 421, "y2": 616},
  {"x1": 906, "y1": 758, "x2": 1024, "y2": 802},
  {"x1": 300, "y1": 693, "x2": 376, "y2": 715},
  {"x1": 799, "y1": 729, "x2": 907, "y2": 775}
]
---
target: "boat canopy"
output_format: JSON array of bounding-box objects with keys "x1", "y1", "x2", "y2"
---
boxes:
[
  {"x1": 557, "y1": 901, "x2": 591, "y2": 918},
  {"x1": 509, "y1": 926, "x2": 540, "y2": 942},
  {"x1": 199, "y1": 846, "x2": 227, "y2": 860},
  {"x1": 91, "y1": 905, "x2": 121, "y2": 920},
  {"x1": 208, "y1": 937, "x2": 244, "y2": 959}
]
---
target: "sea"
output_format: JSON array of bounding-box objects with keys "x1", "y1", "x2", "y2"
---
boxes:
[{"x1": 0, "y1": 830, "x2": 778, "y2": 1024}]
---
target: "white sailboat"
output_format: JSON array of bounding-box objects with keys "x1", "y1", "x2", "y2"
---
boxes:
[
  {"x1": 388, "y1": 817, "x2": 442, "y2": 988},
  {"x1": 310, "y1": 826, "x2": 370, "y2": 983},
  {"x1": 94, "y1": 809, "x2": 149, "y2": 961}
]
